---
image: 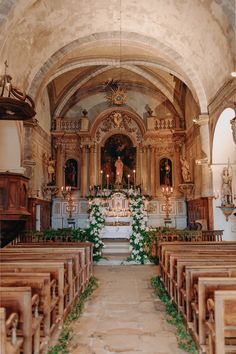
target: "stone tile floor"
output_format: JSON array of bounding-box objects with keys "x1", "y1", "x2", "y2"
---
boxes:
[{"x1": 68, "y1": 265, "x2": 186, "y2": 354}]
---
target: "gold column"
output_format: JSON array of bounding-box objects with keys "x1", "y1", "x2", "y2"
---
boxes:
[
  {"x1": 89, "y1": 145, "x2": 95, "y2": 187},
  {"x1": 81, "y1": 145, "x2": 87, "y2": 197},
  {"x1": 142, "y1": 146, "x2": 148, "y2": 194},
  {"x1": 56, "y1": 139, "x2": 63, "y2": 193},
  {"x1": 136, "y1": 145, "x2": 141, "y2": 186},
  {"x1": 150, "y1": 146, "x2": 156, "y2": 196}
]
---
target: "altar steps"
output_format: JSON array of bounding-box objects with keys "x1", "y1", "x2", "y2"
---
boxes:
[{"x1": 102, "y1": 239, "x2": 130, "y2": 256}]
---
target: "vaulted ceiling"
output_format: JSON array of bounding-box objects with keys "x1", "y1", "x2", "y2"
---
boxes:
[{"x1": 0, "y1": 0, "x2": 235, "y2": 130}]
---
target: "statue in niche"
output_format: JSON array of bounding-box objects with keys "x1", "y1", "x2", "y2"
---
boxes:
[
  {"x1": 160, "y1": 158, "x2": 172, "y2": 186},
  {"x1": 115, "y1": 156, "x2": 124, "y2": 184},
  {"x1": 47, "y1": 157, "x2": 56, "y2": 183},
  {"x1": 221, "y1": 167, "x2": 233, "y2": 206},
  {"x1": 65, "y1": 159, "x2": 78, "y2": 187},
  {"x1": 180, "y1": 156, "x2": 191, "y2": 183}
]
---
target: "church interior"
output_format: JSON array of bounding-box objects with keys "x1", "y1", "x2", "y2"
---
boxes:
[{"x1": 0, "y1": 1, "x2": 236, "y2": 353}]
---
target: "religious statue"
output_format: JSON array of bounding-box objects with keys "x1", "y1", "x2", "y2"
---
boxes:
[
  {"x1": 65, "y1": 159, "x2": 77, "y2": 187},
  {"x1": 180, "y1": 156, "x2": 191, "y2": 183},
  {"x1": 115, "y1": 156, "x2": 123, "y2": 184},
  {"x1": 221, "y1": 167, "x2": 233, "y2": 206},
  {"x1": 47, "y1": 158, "x2": 56, "y2": 183},
  {"x1": 160, "y1": 158, "x2": 172, "y2": 186}
]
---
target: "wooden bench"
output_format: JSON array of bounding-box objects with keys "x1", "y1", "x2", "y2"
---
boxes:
[
  {"x1": 0, "y1": 307, "x2": 23, "y2": 354},
  {"x1": 4, "y1": 246, "x2": 87, "y2": 292},
  {"x1": 1, "y1": 252, "x2": 78, "y2": 306},
  {"x1": 8, "y1": 242, "x2": 93, "y2": 286},
  {"x1": 0, "y1": 287, "x2": 43, "y2": 354},
  {"x1": 0, "y1": 262, "x2": 67, "y2": 320},
  {"x1": 171, "y1": 255, "x2": 236, "y2": 308},
  {"x1": 182, "y1": 265, "x2": 236, "y2": 323},
  {"x1": 164, "y1": 251, "x2": 236, "y2": 298},
  {"x1": 0, "y1": 272, "x2": 59, "y2": 343},
  {"x1": 191, "y1": 277, "x2": 236, "y2": 348},
  {"x1": 158, "y1": 241, "x2": 236, "y2": 266},
  {"x1": 206, "y1": 290, "x2": 236, "y2": 354}
]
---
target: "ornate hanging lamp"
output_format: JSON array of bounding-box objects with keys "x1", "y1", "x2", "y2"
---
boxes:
[{"x1": 0, "y1": 61, "x2": 36, "y2": 120}]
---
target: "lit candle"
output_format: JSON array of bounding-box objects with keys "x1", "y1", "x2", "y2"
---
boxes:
[
  {"x1": 106, "y1": 174, "x2": 109, "y2": 190},
  {"x1": 133, "y1": 169, "x2": 136, "y2": 188},
  {"x1": 100, "y1": 170, "x2": 103, "y2": 189},
  {"x1": 127, "y1": 174, "x2": 130, "y2": 189}
]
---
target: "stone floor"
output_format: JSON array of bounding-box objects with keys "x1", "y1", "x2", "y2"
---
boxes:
[{"x1": 69, "y1": 265, "x2": 186, "y2": 354}]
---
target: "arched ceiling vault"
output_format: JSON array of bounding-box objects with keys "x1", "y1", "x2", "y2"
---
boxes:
[{"x1": 0, "y1": 0, "x2": 235, "y2": 124}]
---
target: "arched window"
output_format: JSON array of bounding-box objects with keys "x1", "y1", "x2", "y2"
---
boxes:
[
  {"x1": 160, "y1": 158, "x2": 172, "y2": 186},
  {"x1": 65, "y1": 159, "x2": 78, "y2": 187}
]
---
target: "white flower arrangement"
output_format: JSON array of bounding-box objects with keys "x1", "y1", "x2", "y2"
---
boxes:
[
  {"x1": 87, "y1": 200, "x2": 105, "y2": 261},
  {"x1": 129, "y1": 195, "x2": 148, "y2": 264}
]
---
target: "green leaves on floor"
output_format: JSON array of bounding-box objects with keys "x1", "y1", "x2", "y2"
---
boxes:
[
  {"x1": 48, "y1": 276, "x2": 98, "y2": 354},
  {"x1": 151, "y1": 276, "x2": 198, "y2": 354}
]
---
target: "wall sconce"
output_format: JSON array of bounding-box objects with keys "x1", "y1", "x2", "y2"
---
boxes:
[{"x1": 217, "y1": 205, "x2": 235, "y2": 222}]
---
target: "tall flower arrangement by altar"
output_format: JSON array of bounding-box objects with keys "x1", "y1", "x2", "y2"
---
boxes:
[
  {"x1": 87, "y1": 199, "x2": 105, "y2": 261},
  {"x1": 129, "y1": 195, "x2": 148, "y2": 264}
]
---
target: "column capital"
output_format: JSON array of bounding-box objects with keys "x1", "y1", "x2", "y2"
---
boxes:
[{"x1": 195, "y1": 114, "x2": 209, "y2": 126}]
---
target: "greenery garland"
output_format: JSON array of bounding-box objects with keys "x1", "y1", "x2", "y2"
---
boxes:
[
  {"x1": 151, "y1": 276, "x2": 198, "y2": 353},
  {"x1": 129, "y1": 195, "x2": 148, "y2": 264},
  {"x1": 48, "y1": 276, "x2": 98, "y2": 354},
  {"x1": 87, "y1": 199, "x2": 105, "y2": 261}
]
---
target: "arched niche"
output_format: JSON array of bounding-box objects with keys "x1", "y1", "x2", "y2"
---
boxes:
[
  {"x1": 65, "y1": 159, "x2": 78, "y2": 188},
  {"x1": 101, "y1": 134, "x2": 136, "y2": 186},
  {"x1": 212, "y1": 107, "x2": 236, "y2": 240},
  {"x1": 212, "y1": 108, "x2": 235, "y2": 164},
  {"x1": 160, "y1": 158, "x2": 173, "y2": 186}
]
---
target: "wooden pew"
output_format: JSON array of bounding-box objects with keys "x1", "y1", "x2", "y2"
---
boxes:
[
  {"x1": 0, "y1": 307, "x2": 23, "y2": 354},
  {"x1": 8, "y1": 242, "x2": 93, "y2": 285},
  {"x1": 166, "y1": 251, "x2": 236, "y2": 298},
  {"x1": 0, "y1": 262, "x2": 67, "y2": 320},
  {"x1": 162, "y1": 247, "x2": 236, "y2": 292},
  {"x1": 182, "y1": 265, "x2": 236, "y2": 322},
  {"x1": 0, "y1": 272, "x2": 59, "y2": 342},
  {"x1": 0, "y1": 253, "x2": 78, "y2": 306},
  {"x1": 206, "y1": 290, "x2": 236, "y2": 354},
  {"x1": 158, "y1": 241, "x2": 236, "y2": 266},
  {"x1": 191, "y1": 277, "x2": 236, "y2": 348},
  {"x1": 171, "y1": 255, "x2": 236, "y2": 307},
  {"x1": 2, "y1": 247, "x2": 85, "y2": 294},
  {"x1": 0, "y1": 287, "x2": 42, "y2": 354}
]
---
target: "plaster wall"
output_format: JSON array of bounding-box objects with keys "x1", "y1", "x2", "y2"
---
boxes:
[
  {"x1": 35, "y1": 87, "x2": 51, "y2": 134},
  {"x1": 0, "y1": 121, "x2": 24, "y2": 173}
]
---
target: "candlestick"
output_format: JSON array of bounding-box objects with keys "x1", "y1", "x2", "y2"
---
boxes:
[
  {"x1": 100, "y1": 170, "x2": 103, "y2": 190},
  {"x1": 127, "y1": 174, "x2": 130, "y2": 189},
  {"x1": 133, "y1": 169, "x2": 136, "y2": 188},
  {"x1": 106, "y1": 174, "x2": 109, "y2": 190}
]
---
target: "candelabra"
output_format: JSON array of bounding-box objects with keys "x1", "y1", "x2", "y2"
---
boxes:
[
  {"x1": 61, "y1": 186, "x2": 74, "y2": 218},
  {"x1": 161, "y1": 186, "x2": 173, "y2": 220}
]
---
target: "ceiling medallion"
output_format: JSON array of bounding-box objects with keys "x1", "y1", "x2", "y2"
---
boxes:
[{"x1": 104, "y1": 79, "x2": 126, "y2": 106}]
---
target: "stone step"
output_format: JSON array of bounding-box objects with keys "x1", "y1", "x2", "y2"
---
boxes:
[{"x1": 102, "y1": 239, "x2": 130, "y2": 254}]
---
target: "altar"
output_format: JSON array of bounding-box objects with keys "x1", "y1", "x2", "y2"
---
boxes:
[{"x1": 102, "y1": 192, "x2": 132, "y2": 239}]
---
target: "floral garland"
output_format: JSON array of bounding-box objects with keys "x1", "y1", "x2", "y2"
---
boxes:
[
  {"x1": 129, "y1": 195, "x2": 148, "y2": 264},
  {"x1": 87, "y1": 199, "x2": 105, "y2": 261}
]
